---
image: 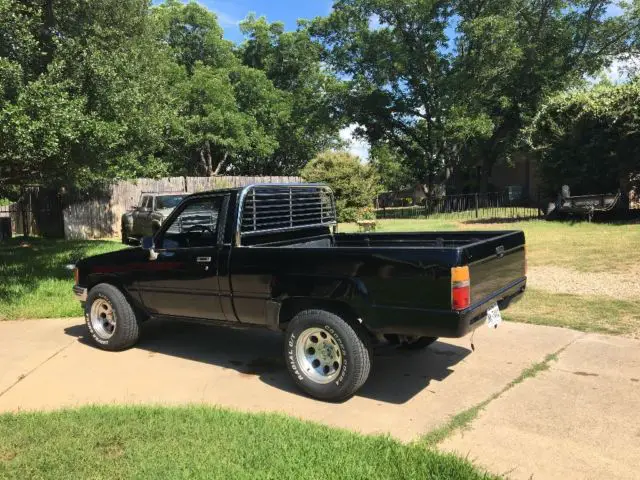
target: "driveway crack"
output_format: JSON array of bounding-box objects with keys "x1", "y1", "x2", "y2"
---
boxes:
[{"x1": 0, "y1": 339, "x2": 76, "y2": 399}]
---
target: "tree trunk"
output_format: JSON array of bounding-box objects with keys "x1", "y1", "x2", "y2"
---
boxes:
[
  {"x1": 199, "y1": 141, "x2": 213, "y2": 176},
  {"x1": 212, "y1": 152, "x2": 228, "y2": 176},
  {"x1": 619, "y1": 173, "x2": 631, "y2": 209},
  {"x1": 480, "y1": 154, "x2": 494, "y2": 193}
]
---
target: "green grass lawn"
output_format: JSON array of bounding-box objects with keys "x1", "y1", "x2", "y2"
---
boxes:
[
  {"x1": 0, "y1": 406, "x2": 496, "y2": 480},
  {"x1": 0, "y1": 237, "x2": 125, "y2": 320},
  {"x1": 504, "y1": 289, "x2": 640, "y2": 336}
]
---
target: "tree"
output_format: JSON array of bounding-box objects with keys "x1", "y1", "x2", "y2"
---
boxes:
[
  {"x1": 152, "y1": 0, "x2": 236, "y2": 73},
  {"x1": 172, "y1": 63, "x2": 290, "y2": 176},
  {"x1": 0, "y1": 0, "x2": 178, "y2": 189},
  {"x1": 527, "y1": 80, "x2": 640, "y2": 199},
  {"x1": 310, "y1": 0, "x2": 637, "y2": 192},
  {"x1": 453, "y1": 0, "x2": 636, "y2": 191},
  {"x1": 238, "y1": 15, "x2": 346, "y2": 174},
  {"x1": 151, "y1": 5, "x2": 303, "y2": 176},
  {"x1": 369, "y1": 144, "x2": 414, "y2": 192},
  {"x1": 310, "y1": 0, "x2": 455, "y2": 190},
  {"x1": 301, "y1": 151, "x2": 380, "y2": 221}
]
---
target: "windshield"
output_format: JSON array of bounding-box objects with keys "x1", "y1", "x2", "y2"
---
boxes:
[{"x1": 155, "y1": 195, "x2": 185, "y2": 209}]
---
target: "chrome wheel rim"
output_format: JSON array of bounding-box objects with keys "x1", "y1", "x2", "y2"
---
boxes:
[
  {"x1": 90, "y1": 298, "x2": 116, "y2": 340},
  {"x1": 296, "y1": 327, "x2": 343, "y2": 384}
]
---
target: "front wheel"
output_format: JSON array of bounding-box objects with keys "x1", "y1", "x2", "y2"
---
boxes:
[
  {"x1": 85, "y1": 283, "x2": 141, "y2": 351},
  {"x1": 121, "y1": 225, "x2": 131, "y2": 245},
  {"x1": 285, "y1": 309, "x2": 372, "y2": 402}
]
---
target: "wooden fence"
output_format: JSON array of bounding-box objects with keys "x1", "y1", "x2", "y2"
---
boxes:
[{"x1": 63, "y1": 175, "x2": 301, "y2": 239}]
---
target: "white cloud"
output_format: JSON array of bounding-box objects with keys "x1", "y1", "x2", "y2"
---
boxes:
[
  {"x1": 214, "y1": 10, "x2": 241, "y2": 27},
  {"x1": 339, "y1": 124, "x2": 370, "y2": 161}
]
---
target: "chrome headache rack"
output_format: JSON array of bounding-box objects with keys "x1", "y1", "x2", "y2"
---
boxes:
[{"x1": 237, "y1": 184, "x2": 337, "y2": 245}]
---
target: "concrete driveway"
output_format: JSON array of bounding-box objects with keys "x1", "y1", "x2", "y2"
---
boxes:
[{"x1": 1, "y1": 318, "x2": 638, "y2": 479}]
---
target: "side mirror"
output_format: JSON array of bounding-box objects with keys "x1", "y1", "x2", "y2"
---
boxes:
[{"x1": 141, "y1": 236, "x2": 158, "y2": 260}]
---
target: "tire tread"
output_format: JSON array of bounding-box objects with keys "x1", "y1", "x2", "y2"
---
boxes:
[
  {"x1": 286, "y1": 309, "x2": 372, "y2": 401},
  {"x1": 86, "y1": 283, "x2": 140, "y2": 351}
]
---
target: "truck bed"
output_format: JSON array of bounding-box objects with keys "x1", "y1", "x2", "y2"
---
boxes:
[
  {"x1": 336, "y1": 231, "x2": 526, "y2": 305},
  {"x1": 230, "y1": 228, "x2": 526, "y2": 336},
  {"x1": 251, "y1": 230, "x2": 526, "y2": 306}
]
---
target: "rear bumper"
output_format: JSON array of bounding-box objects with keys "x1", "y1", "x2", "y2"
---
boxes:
[
  {"x1": 367, "y1": 277, "x2": 526, "y2": 338},
  {"x1": 73, "y1": 285, "x2": 87, "y2": 302}
]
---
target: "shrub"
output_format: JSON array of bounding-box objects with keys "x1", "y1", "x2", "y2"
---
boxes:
[
  {"x1": 301, "y1": 151, "x2": 380, "y2": 222},
  {"x1": 528, "y1": 80, "x2": 640, "y2": 197}
]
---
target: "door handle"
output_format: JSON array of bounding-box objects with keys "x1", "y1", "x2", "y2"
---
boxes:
[{"x1": 196, "y1": 256, "x2": 212, "y2": 263}]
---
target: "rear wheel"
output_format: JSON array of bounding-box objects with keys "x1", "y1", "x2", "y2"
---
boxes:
[
  {"x1": 285, "y1": 309, "x2": 371, "y2": 402},
  {"x1": 85, "y1": 283, "x2": 140, "y2": 351}
]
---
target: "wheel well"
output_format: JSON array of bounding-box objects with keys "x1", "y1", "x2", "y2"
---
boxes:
[
  {"x1": 87, "y1": 279, "x2": 149, "y2": 321},
  {"x1": 278, "y1": 298, "x2": 363, "y2": 329}
]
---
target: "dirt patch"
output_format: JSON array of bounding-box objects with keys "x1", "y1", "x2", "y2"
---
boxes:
[
  {"x1": 527, "y1": 266, "x2": 640, "y2": 299},
  {"x1": 0, "y1": 449, "x2": 17, "y2": 462},
  {"x1": 95, "y1": 440, "x2": 125, "y2": 459}
]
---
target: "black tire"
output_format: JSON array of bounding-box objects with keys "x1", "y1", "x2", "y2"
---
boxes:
[
  {"x1": 284, "y1": 309, "x2": 372, "y2": 402},
  {"x1": 85, "y1": 283, "x2": 141, "y2": 351},
  {"x1": 385, "y1": 334, "x2": 438, "y2": 350},
  {"x1": 121, "y1": 225, "x2": 130, "y2": 245}
]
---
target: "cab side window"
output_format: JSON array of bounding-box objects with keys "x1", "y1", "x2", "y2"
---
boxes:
[{"x1": 159, "y1": 197, "x2": 223, "y2": 249}]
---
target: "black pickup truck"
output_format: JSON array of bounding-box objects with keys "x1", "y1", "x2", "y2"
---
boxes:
[{"x1": 72, "y1": 183, "x2": 526, "y2": 401}]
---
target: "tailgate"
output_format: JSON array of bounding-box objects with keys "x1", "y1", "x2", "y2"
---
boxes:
[{"x1": 462, "y1": 231, "x2": 526, "y2": 304}]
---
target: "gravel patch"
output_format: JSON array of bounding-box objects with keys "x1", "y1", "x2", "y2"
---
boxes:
[{"x1": 528, "y1": 266, "x2": 640, "y2": 299}]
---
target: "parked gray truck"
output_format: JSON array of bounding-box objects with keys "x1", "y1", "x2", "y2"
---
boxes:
[{"x1": 121, "y1": 192, "x2": 186, "y2": 244}]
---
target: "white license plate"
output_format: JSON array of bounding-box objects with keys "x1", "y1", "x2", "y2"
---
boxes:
[{"x1": 486, "y1": 303, "x2": 502, "y2": 329}]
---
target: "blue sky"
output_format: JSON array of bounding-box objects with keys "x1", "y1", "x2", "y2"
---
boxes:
[{"x1": 178, "y1": 0, "x2": 333, "y2": 43}]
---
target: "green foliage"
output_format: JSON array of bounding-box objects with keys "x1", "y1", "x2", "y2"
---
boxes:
[
  {"x1": 0, "y1": 1, "x2": 344, "y2": 189},
  {"x1": 301, "y1": 151, "x2": 380, "y2": 221},
  {"x1": 452, "y1": 0, "x2": 634, "y2": 189},
  {"x1": 0, "y1": 0, "x2": 179, "y2": 188},
  {"x1": 369, "y1": 144, "x2": 414, "y2": 192},
  {"x1": 311, "y1": 0, "x2": 636, "y2": 190},
  {"x1": 1, "y1": 0, "x2": 636, "y2": 192},
  {"x1": 237, "y1": 14, "x2": 346, "y2": 174},
  {"x1": 528, "y1": 80, "x2": 640, "y2": 196},
  {"x1": 152, "y1": 0, "x2": 236, "y2": 73}
]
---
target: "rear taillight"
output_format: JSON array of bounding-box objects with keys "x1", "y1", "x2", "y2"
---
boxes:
[
  {"x1": 74, "y1": 268, "x2": 79, "y2": 285},
  {"x1": 451, "y1": 266, "x2": 470, "y2": 311}
]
